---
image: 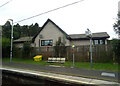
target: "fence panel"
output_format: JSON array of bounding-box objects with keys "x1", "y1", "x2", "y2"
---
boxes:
[{"x1": 13, "y1": 45, "x2": 114, "y2": 63}]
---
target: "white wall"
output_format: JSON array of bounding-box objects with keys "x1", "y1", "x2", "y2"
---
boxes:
[
  {"x1": 34, "y1": 21, "x2": 70, "y2": 47},
  {"x1": 70, "y1": 40, "x2": 91, "y2": 46}
]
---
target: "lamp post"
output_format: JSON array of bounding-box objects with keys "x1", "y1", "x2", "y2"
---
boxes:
[
  {"x1": 85, "y1": 28, "x2": 93, "y2": 68},
  {"x1": 8, "y1": 19, "x2": 13, "y2": 63},
  {"x1": 72, "y1": 44, "x2": 75, "y2": 68}
]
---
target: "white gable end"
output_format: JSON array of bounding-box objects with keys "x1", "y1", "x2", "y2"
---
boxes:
[{"x1": 34, "y1": 21, "x2": 70, "y2": 47}]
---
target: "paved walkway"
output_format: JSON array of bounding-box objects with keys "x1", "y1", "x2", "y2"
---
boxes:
[{"x1": 2, "y1": 62, "x2": 120, "y2": 83}]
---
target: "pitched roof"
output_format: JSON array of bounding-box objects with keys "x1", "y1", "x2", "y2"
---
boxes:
[
  {"x1": 13, "y1": 19, "x2": 110, "y2": 43},
  {"x1": 69, "y1": 32, "x2": 110, "y2": 40},
  {"x1": 13, "y1": 37, "x2": 33, "y2": 43},
  {"x1": 32, "y1": 19, "x2": 70, "y2": 42}
]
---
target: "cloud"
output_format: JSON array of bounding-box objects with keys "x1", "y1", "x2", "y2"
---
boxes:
[{"x1": 0, "y1": 0, "x2": 119, "y2": 39}]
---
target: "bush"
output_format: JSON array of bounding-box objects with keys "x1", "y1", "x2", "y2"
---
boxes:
[
  {"x1": 111, "y1": 39, "x2": 120, "y2": 63},
  {"x1": 22, "y1": 42, "x2": 31, "y2": 58},
  {"x1": 54, "y1": 37, "x2": 66, "y2": 58},
  {"x1": 2, "y1": 37, "x2": 10, "y2": 58}
]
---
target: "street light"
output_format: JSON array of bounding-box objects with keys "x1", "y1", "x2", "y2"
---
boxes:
[
  {"x1": 85, "y1": 28, "x2": 93, "y2": 67},
  {"x1": 8, "y1": 19, "x2": 13, "y2": 63},
  {"x1": 72, "y1": 44, "x2": 75, "y2": 68}
]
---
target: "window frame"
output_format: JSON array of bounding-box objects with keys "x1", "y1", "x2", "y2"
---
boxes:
[
  {"x1": 99, "y1": 39, "x2": 105, "y2": 44},
  {"x1": 94, "y1": 40, "x2": 99, "y2": 45},
  {"x1": 41, "y1": 40, "x2": 53, "y2": 46},
  {"x1": 93, "y1": 39, "x2": 105, "y2": 45}
]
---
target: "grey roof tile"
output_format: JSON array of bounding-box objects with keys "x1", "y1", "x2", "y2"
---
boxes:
[
  {"x1": 69, "y1": 32, "x2": 110, "y2": 40},
  {"x1": 13, "y1": 37, "x2": 33, "y2": 43}
]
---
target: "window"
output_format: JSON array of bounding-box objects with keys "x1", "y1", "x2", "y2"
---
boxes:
[
  {"x1": 100, "y1": 40, "x2": 105, "y2": 44},
  {"x1": 94, "y1": 39, "x2": 105, "y2": 45},
  {"x1": 41, "y1": 40, "x2": 53, "y2": 46},
  {"x1": 39, "y1": 34, "x2": 43, "y2": 38},
  {"x1": 94, "y1": 40, "x2": 98, "y2": 45}
]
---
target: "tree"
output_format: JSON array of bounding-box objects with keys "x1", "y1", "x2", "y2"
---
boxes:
[
  {"x1": 113, "y1": 12, "x2": 120, "y2": 36},
  {"x1": 2, "y1": 37, "x2": 10, "y2": 58},
  {"x1": 2, "y1": 21, "x2": 11, "y2": 38},
  {"x1": 22, "y1": 42, "x2": 31, "y2": 58},
  {"x1": 54, "y1": 37, "x2": 66, "y2": 58},
  {"x1": 111, "y1": 39, "x2": 120, "y2": 63},
  {"x1": 21, "y1": 25, "x2": 29, "y2": 37},
  {"x1": 13, "y1": 23, "x2": 21, "y2": 40},
  {"x1": 113, "y1": 12, "x2": 120, "y2": 63},
  {"x1": 28, "y1": 24, "x2": 33, "y2": 37},
  {"x1": 33, "y1": 23, "x2": 40, "y2": 35},
  {"x1": 29, "y1": 23, "x2": 40, "y2": 36},
  {"x1": 2, "y1": 21, "x2": 41, "y2": 40},
  {"x1": 2, "y1": 22, "x2": 22, "y2": 40}
]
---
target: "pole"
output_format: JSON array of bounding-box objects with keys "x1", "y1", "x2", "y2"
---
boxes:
[
  {"x1": 73, "y1": 53, "x2": 75, "y2": 68},
  {"x1": 90, "y1": 37, "x2": 93, "y2": 67},
  {"x1": 10, "y1": 19, "x2": 13, "y2": 62},
  {"x1": 72, "y1": 44, "x2": 75, "y2": 68},
  {"x1": 85, "y1": 29, "x2": 93, "y2": 68}
]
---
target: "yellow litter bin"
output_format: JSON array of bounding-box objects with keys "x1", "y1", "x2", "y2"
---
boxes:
[{"x1": 33, "y1": 55, "x2": 42, "y2": 61}]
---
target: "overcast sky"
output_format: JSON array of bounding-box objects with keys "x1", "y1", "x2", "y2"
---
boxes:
[{"x1": 0, "y1": 0, "x2": 119, "y2": 39}]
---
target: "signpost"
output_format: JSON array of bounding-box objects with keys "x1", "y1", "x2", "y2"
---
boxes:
[
  {"x1": 85, "y1": 29, "x2": 93, "y2": 68},
  {"x1": 72, "y1": 44, "x2": 75, "y2": 68}
]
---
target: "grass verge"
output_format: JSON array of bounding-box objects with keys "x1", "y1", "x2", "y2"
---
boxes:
[{"x1": 2, "y1": 58, "x2": 120, "y2": 72}]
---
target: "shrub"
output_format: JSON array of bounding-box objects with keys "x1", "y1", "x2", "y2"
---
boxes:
[
  {"x1": 54, "y1": 37, "x2": 66, "y2": 57},
  {"x1": 111, "y1": 39, "x2": 120, "y2": 63},
  {"x1": 22, "y1": 42, "x2": 31, "y2": 58},
  {"x1": 2, "y1": 37, "x2": 10, "y2": 58}
]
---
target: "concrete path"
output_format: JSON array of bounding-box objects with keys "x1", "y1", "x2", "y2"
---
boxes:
[
  {"x1": 2, "y1": 62, "x2": 120, "y2": 85},
  {"x1": 1, "y1": 67, "x2": 120, "y2": 86}
]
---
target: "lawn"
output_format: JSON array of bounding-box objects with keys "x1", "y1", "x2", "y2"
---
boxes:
[{"x1": 2, "y1": 58, "x2": 120, "y2": 72}]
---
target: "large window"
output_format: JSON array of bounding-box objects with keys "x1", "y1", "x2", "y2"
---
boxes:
[
  {"x1": 41, "y1": 40, "x2": 53, "y2": 46},
  {"x1": 93, "y1": 39, "x2": 105, "y2": 45}
]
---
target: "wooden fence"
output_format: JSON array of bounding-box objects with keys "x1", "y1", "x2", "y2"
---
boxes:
[{"x1": 13, "y1": 45, "x2": 114, "y2": 63}]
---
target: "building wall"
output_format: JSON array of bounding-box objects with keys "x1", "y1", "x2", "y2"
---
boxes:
[
  {"x1": 14, "y1": 43, "x2": 34, "y2": 48},
  {"x1": 14, "y1": 38, "x2": 108, "y2": 48},
  {"x1": 34, "y1": 21, "x2": 70, "y2": 47},
  {"x1": 14, "y1": 43, "x2": 23, "y2": 48},
  {"x1": 70, "y1": 40, "x2": 91, "y2": 46},
  {"x1": 70, "y1": 39, "x2": 108, "y2": 46},
  {"x1": 105, "y1": 39, "x2": 107, "y2": 45},
  {"x1": 13, "y1": 20, "x2": 108, "y2": 47},
  {"x1": 34, "y1": 20, "x2": 108, "y2": 47}
]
